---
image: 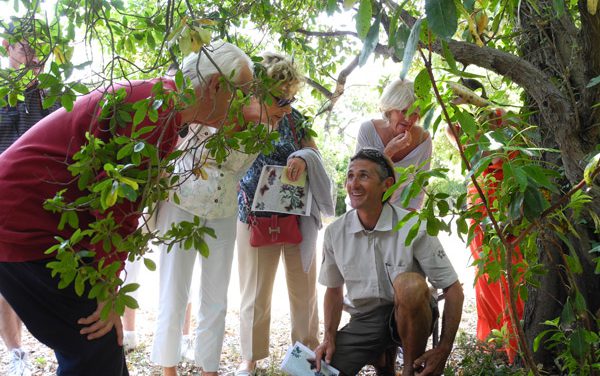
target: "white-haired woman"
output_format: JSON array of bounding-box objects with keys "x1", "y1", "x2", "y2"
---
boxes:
[
  {"x1": 150, "y1": 52, "x2": 303, "y2": 376},
  {"x1": 355, "y1": 79, "x2": 431, "y2": 210}
]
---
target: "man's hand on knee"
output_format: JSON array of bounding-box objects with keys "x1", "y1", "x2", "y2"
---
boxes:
[
  {"x1": 78, "y1": 301, "x2": 124, "y2": 346},
  {"x1": 313, "y1": 339, "x2": 335, "y2": 372}
]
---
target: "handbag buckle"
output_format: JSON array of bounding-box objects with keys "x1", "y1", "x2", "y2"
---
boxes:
[{"x1": 268, "y1": 226, "x2": 281, "y2": 234}]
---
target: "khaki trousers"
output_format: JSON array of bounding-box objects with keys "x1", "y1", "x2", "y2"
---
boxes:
[{"x1": 237, "y1": 220, "x2": 319, "y2": 361}]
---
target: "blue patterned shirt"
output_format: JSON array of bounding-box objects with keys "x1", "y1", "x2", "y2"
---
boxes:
[{"x1": 238, "y1": 108, "x2": 309, "y2": 223}]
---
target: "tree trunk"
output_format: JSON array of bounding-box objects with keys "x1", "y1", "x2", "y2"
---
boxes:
[{"x1": 518, "y1": 2, "x2": 600, "y2": 372}]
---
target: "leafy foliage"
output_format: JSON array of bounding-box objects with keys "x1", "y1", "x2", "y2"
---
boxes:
[{"x1": 2, "y1": 1, "x2": 600, "y2": 373}]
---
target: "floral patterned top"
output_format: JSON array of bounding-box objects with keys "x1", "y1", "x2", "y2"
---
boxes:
[{"x1": 238, "y1": 108, "x2": 308, "y2": 223}]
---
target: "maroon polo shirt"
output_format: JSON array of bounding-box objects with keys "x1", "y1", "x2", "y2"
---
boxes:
[{"x1": 0, "y1": 79, "x2": 181, "y2": 266}]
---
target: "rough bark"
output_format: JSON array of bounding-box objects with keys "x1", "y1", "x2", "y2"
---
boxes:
[{"x1": 517, "y1": 1, "x2": 600, "y2": 371}]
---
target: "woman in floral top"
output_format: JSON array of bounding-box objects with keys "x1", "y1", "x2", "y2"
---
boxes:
[{"x1": 236, "y1": 56, "x2": 321, "y2": 375}]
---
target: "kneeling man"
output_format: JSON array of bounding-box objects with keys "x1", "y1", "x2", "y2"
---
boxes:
[{"x1": 314, "y1": 148, "x2": 464, "y2": 376}]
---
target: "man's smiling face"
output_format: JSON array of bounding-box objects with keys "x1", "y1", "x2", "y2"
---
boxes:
[{"x1": 345, "y1": 158, "x2": 393, "y2": 212}]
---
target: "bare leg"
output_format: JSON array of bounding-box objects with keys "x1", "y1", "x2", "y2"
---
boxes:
[
  {"x1": 0, "y1": 294, "x2": 22, "y2": 350},
  {"x1": 393, "y1": 272, "x2": 432, "y2": 376},
  {"x1": 123, "y1": 307, "x2": 136, "y2": 332},
  {"x1": 163, "y1": 366, "x2": 177, "y2": 376},
  {"x1": 237, "y1": 360, "x2": 256, "y2": 373},
  {"x1": 182, "y1": 302, "x2": 192, "y2": 336}
]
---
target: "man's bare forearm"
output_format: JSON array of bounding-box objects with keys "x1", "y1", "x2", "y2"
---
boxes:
[
  {"x1": 438, "y1": 281, "x2": 464, "y2": 352},
  {"x1": 322, "y1": 287, "x2": 344, "y2": 341}
]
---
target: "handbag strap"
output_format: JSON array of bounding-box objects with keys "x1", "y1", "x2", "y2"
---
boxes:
[
  {"x1": 241, "y1": 190, "x2": 256, "y2": 224},
  {"x1": 287, "y1": 113, "x2": 300, "y2": 149}
]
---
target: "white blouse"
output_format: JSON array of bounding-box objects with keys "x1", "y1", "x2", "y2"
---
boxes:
[{"x1": 172, "y1": 125, "x2": 258, "y2": 219}]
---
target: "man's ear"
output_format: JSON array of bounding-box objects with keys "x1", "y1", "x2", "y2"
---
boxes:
[{"x1": 384, "y1": 176, "x2": 395, "y2": 190}]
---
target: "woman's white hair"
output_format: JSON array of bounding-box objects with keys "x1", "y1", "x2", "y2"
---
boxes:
[
  {"x1": 181, "y1": 40, "x2": 252, "y2": 90},
  {"x1": 379, "y1": 79, "x2": 416, "y2": 119}
]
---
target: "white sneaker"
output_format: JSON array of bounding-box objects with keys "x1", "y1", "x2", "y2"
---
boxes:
[
  {"x1": 123, "y1": 331, "x2": 138, "y2": 352},
  {"x1": 8, "y1": 348, "x2": 32, "y2": 376},
  {"x1": 181, "y1": 335, "x2": 194, "y2": 361}
]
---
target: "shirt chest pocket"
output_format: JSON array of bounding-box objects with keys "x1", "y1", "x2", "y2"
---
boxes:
[
  {"x1": 384, "y1": 261, "x2": 408, "y2": 285},
  {"x1": 342, "y1": 264, "x2": 378, "y2": 300}
]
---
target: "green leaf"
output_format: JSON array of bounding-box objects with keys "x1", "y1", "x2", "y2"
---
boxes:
[
  {"x1": 74, "y1": 274, "x2": 85, "y2": 296},
  {"x1": 513, "y1": 167, "x2": 529, "y2": 192},
  {"x1": 198, "y1": 240, "x2": 210, "y2": 257},
  {"x1": 425, "y1": 0, "x2": 458, "y2": 39},
  {"x1": 587, "y1": 75, "x2": 600, "y2": 88},
  {"x1": 453, "y1": 107, "x2": 478, "y2": 137},
  {"x1": 71, "y1": 82, "x2": 89, "y2": 94},
  {"x1": 414, "y1": 68, "x2": 432, "y2": 102},
  {"x1": 343, "y1": 0, "x2": 357, "y2": 10},
  {"x1": 119, "y1": 283, "x2": 140, "y2": 294},
  {"x1": 392, "y1": 23, "x2": 411, "y2": 61},
  {"x1": 552, "y1": 0, "x2": 565, "y2": 17},
  {"x1": 523, "y1": 185, "x2": 548, "y2": 222},
  {"x1": 143, "y1": 257, "x2": 156, "y2": 271},
  {"x1": 399, "y1": 18, "x2": 423, "y2": 80},
  {"x1": 569, "y1": 328, "x2": 589, "y2": 360},
  {"x1": 122, "y1": 294, "x2": 139, "y2": 309},
  {"x1": 441, "y1": 40, "x2": 457, "y2": 72},
  {"x1": 393, "y1": 210, "x2": 419, "y2": 231},
  {"x1": 7, "y1": 92, "x2": 17, "y2": 107},
  {"x1": 133, "y1": 102, "x2": 148, "y2": 127},
  {"x1": 175, "y1": 69, "x2": 184, "y2": 91},
  {"x1": 522, "y1": 165, "x2": 557, "y2": 191},
  {"x1": 147, "y1": 107, "x2": 159, "y2": 123},
  {"x1": 463, "y1": 0, "x2": 476, "y2": 12},
  {"x1": 508, "y1": 191, "x2": 524, "y2": 221},
  {"x1": 356, "y1": 0, "x2": 372, "y2": 40},
  {"x1": 326, "y1": 0, "x2": 337, "y2": 15},
  {"x1": 358, "y1": 13, "x2": 381, "y2": 67},
  {"x1": 584, "y1": 152, "x2": 600, "y2": 185},
  {"x1": 426, "y1": 218, "x2": 439, "y2": 236},
  {"x1": 41, "y1": 93, "x2": 57, "y2": 109},
  {"x1": 147, "y1": 32, "x2": 156, "y2": 50},
  {"x1": 405, "y1": 218, "x2": 421, "y2": 246},
  {"x1": 61, "y1": 94, "x2": 74, "y2": 112},
  {"x1": 37, "y1": 73, "x2": 59, "y2": 88},
  {"x1": 67, "y1": 211, "x2": 79, "y2": 229}
]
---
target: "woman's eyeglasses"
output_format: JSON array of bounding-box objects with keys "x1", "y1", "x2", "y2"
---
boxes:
[{"x1": 274, "y1": 95, "x2": 296, "y2": 107}]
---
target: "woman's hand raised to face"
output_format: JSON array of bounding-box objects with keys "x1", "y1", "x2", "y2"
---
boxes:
[{"x1": 383, "y1": 131, "x2": 412, "y2": 159}]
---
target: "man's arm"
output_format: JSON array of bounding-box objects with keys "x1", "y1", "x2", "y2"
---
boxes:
[
  {"x1": 414, "y1": 281, "x2": 464, "y2": 375},
  {"x1": 313, "y1": 286, "x2": 343, "y2": 371}
]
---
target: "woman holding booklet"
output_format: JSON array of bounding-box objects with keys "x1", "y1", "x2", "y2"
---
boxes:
[{"x1": 235, "y1": 54, "x2": 335, "y2": 376}]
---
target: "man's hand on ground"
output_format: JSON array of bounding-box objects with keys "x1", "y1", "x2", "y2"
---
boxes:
[{"x1": 413, "y1": 345, "x2": 451, "y2": 376}]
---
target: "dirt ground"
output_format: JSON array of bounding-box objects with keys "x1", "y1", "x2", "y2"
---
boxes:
[{"x1": 0, "y1": 222, "x2": 477, "y2": 375}]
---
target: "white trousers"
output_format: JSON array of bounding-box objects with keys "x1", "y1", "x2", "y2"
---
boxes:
[
  {"x1": 150, "y1": 202, "x2": 236, "y2": 371},
  {"x1": 237, "y1": 220, "x2": 319, "y2": 361}
]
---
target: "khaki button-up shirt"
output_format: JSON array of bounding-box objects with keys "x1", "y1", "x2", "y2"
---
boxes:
[{"x1": 319, "y1": 203, "x2": 458, "y2": 315}]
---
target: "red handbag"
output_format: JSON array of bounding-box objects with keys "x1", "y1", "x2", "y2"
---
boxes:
[{"x1": 248, "y1": 214, "x2": 302, "y2": 247}]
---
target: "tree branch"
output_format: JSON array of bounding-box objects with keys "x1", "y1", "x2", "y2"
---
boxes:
[
  {"x1": 304, "y1": 77, "x2": 332, "y2": 97},
  {"x1": 312, "y1": 55, "x2": 360, "y2": 117},
  {"x1": 294, "y1": 28, "x2": 358, "y2": 38}
]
